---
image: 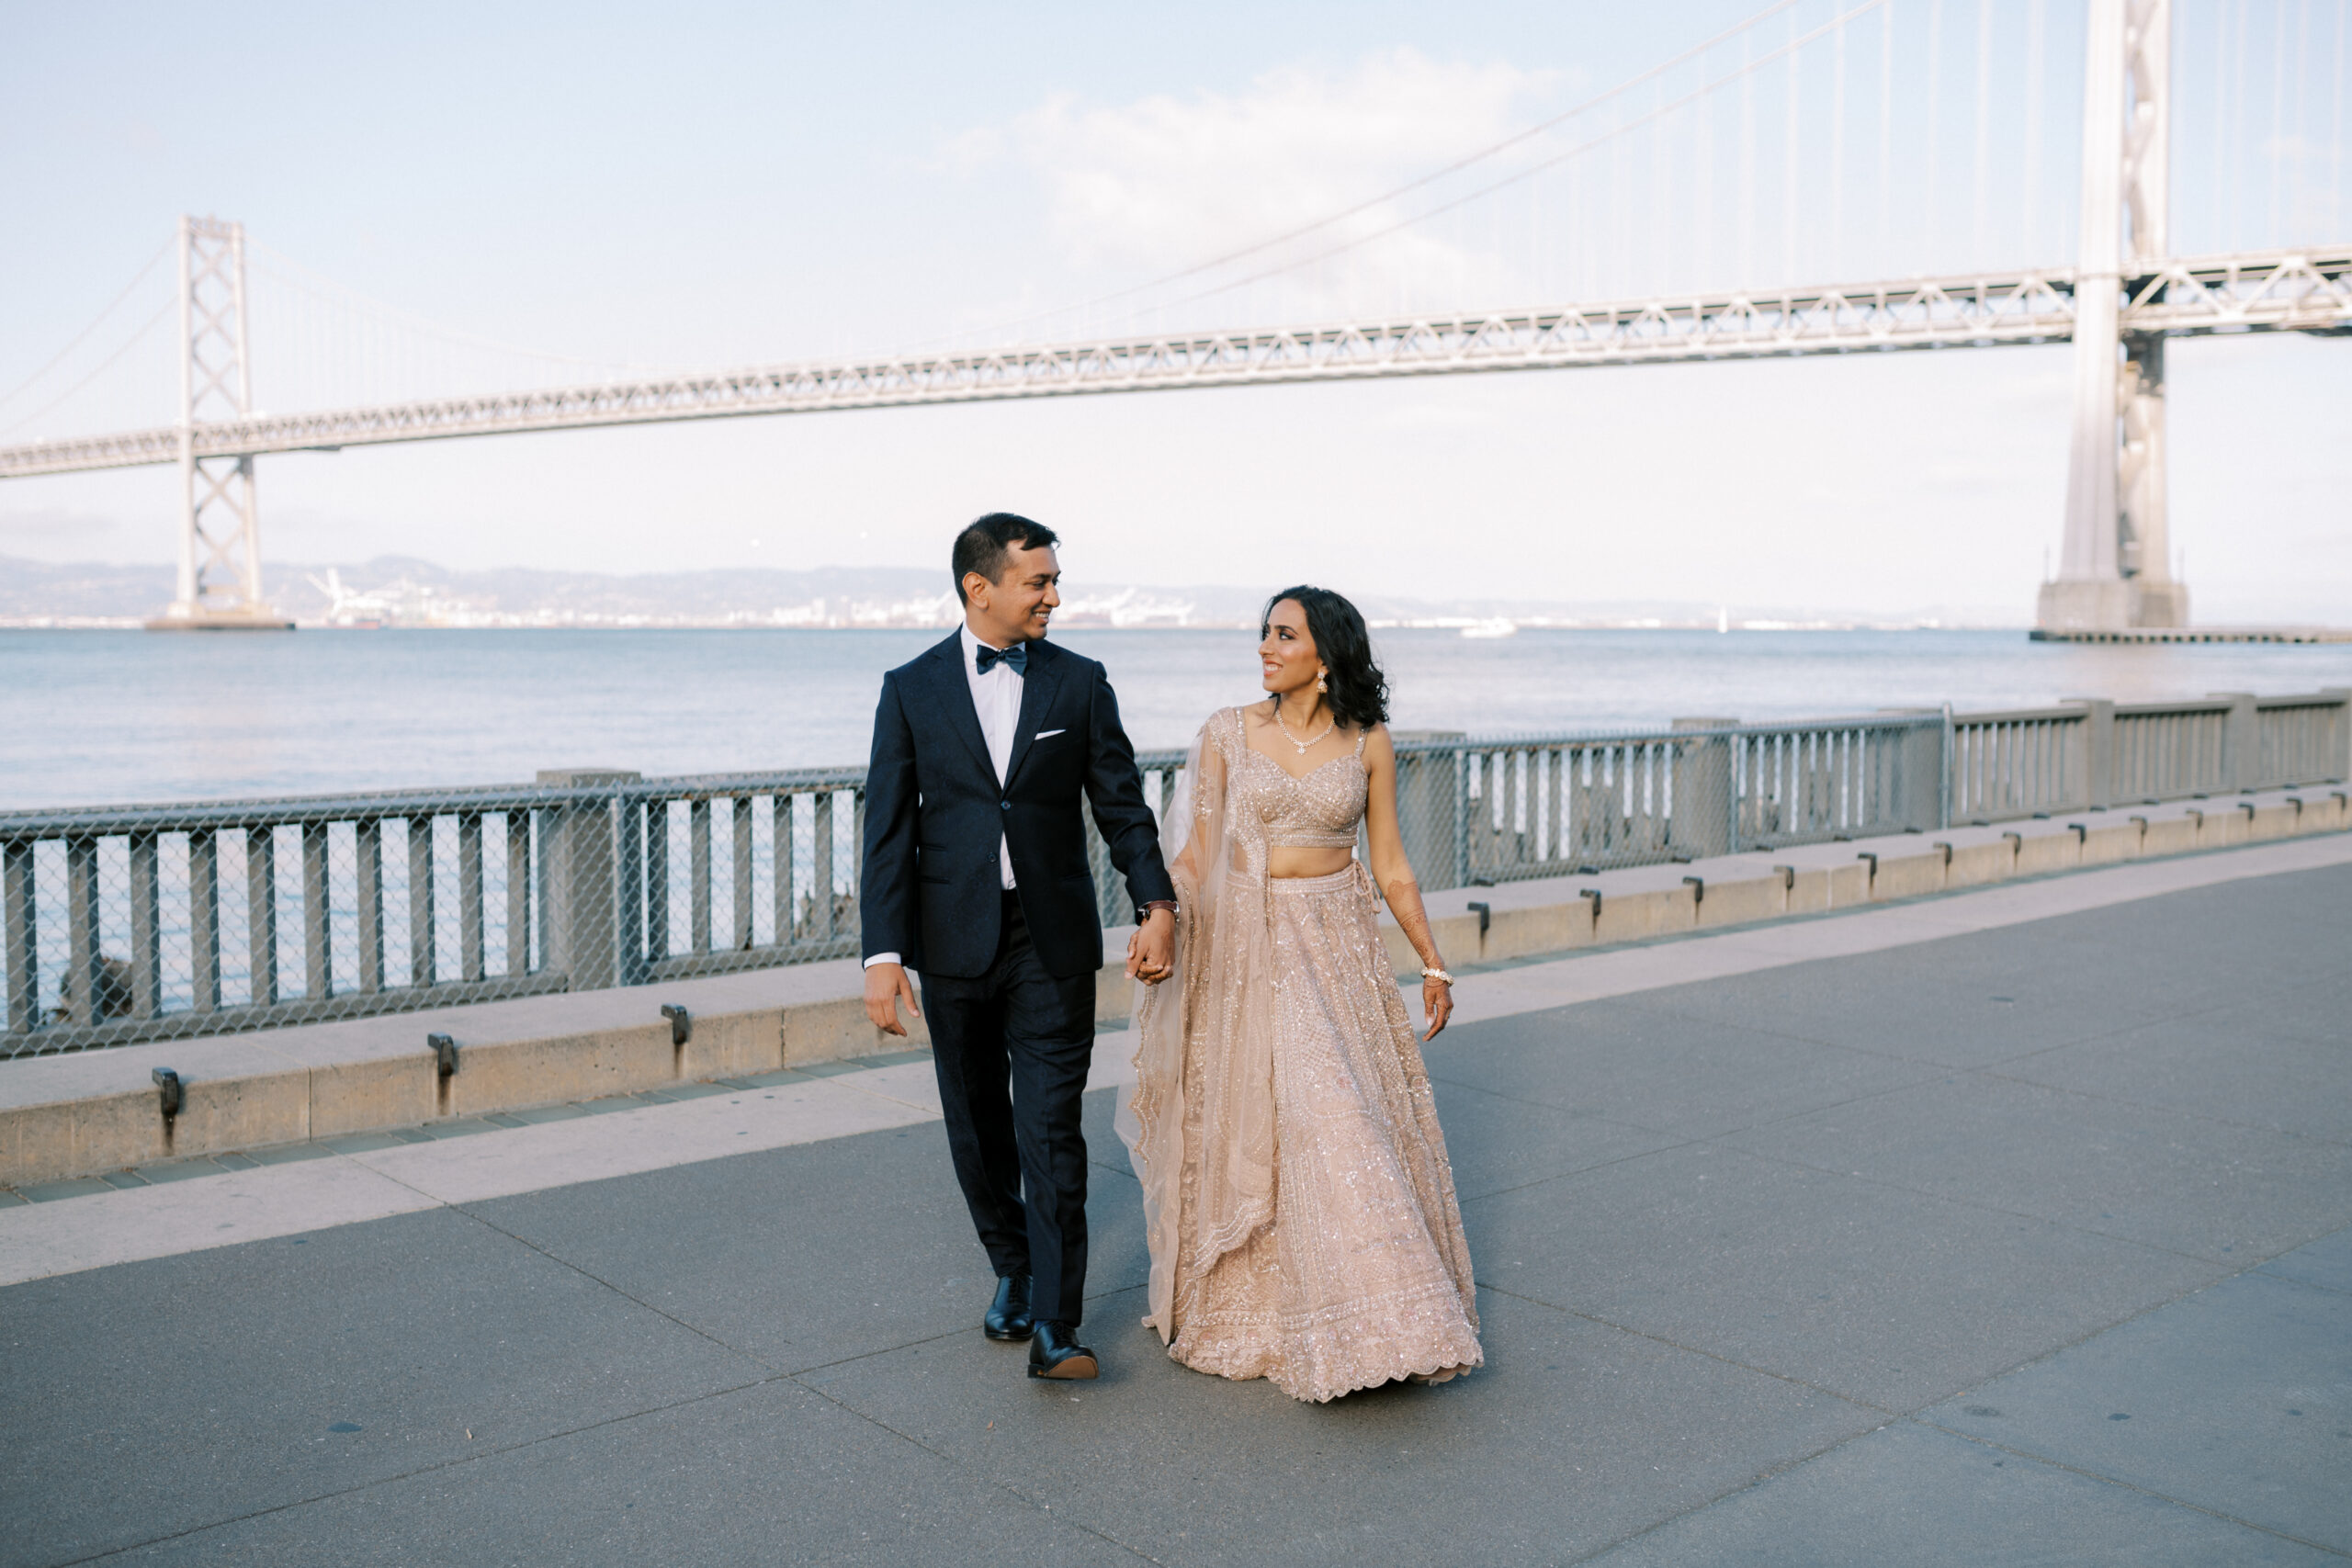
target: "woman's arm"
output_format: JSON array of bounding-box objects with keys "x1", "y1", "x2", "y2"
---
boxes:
[{"x1": 1361, "y1": 726, "x2": 1454, "y2": 1042}]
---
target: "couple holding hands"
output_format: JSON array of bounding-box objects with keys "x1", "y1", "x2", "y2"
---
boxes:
[{"x1": 860, "y1": 513, "x2": 1481, "y2": 1403}]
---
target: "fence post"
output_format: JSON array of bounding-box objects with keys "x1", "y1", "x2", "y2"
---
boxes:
[
  {"x1": 129, "y1": 831, "x2": 161, "y2": 1020},
  {"x1": 537, "y1": 770, "x2": 642, "y2": 992},
  {"x1": 2324, "y1": 689, "x2": 2352, "y2": 783},
  {"x1": 1871, "y1": 711, "x2": 1946, "y2": 831},
  {"x1": 5, "y1": 842, "x2": 36, "y2": 1033},
  {"x1": 1669, "y1": 719, "x2": 1736, "y2": 859},
  {"x1": 2059, "y1": 698, "x2": 2117, "y2": 807},
  {"x1": 1939, "y1": 705, "x2": 1954, "y2": 829},
  {"x1": 2212, "y1": 693, "x2": 2260, "y2": 792}
]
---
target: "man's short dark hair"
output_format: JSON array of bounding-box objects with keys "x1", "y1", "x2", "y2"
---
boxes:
[{"x1": 952, "y1": 513, "x2": 1060, "y2": 604}]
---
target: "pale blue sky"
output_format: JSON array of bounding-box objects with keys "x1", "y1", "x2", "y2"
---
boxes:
[{"x1": 5, "y1": 1, "x2": 2347, "y2": 620}]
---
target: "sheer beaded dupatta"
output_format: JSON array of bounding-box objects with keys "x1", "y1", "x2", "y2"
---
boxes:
[{"x1": 1118, "y1": 710, "x2": 1276, "y2": 1343}]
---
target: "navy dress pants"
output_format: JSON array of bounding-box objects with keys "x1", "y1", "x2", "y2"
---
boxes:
[{"x1": 922, "y1": 893, "x2": 1098, "y2": 1326}]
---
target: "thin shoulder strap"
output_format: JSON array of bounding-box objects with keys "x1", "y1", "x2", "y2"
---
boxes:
[{"x1": 1352, "y1": 726, "x2": 1368, "y2": 758}]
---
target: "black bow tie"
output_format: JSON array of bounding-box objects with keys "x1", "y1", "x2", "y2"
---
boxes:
[{"x1": 975, "y1": 641, "x2": 1029, "y2": 676}]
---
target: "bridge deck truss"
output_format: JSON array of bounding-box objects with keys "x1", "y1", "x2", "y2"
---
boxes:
[{"x1": 2, "y1": 248, "x2": 2344, "y2": 479}]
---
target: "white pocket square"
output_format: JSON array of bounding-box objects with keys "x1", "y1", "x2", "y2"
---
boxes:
[{"x1": 1034, "y1": 728, "x2": 1067, "y2": 739}]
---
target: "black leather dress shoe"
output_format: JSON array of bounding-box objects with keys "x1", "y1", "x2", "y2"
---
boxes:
[
  {"x1": 1026, "y1": 1320, "x2": 1099, "y2": 1380},
  {"x1": 984, "y1": 1275, "x2": 1034, "y2": 1342}
]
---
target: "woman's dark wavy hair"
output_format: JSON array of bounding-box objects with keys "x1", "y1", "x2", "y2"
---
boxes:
[{"x1": 1262, "y1": 585, "x2": 1388, "y2": 730}]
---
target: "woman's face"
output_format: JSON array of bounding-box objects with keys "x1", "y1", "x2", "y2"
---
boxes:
[{"x1": 1258, "y1": 599, "x2": 1323, "y2": 697}]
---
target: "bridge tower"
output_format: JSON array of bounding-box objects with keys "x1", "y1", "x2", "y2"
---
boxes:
[
  {"x1": 2039, "y1": 0, "x2": 2187, "y2": 632},
  {"x1": 146, "y1": 215, "x2": 290, "y2": 631}
]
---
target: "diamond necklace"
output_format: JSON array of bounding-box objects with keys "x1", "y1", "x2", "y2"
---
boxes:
[{"x1": 1272, "y1": 701, "x2": 1335, "y2": 755}]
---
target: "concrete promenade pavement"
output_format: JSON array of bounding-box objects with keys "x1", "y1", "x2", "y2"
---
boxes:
[{"x1": 2, "y1": 844, "x2": 2348, "y2": 1564}]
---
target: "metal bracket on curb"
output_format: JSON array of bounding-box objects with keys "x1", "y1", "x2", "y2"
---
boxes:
[
  {"x1": 1932, "y1": 841, "x2": 1954, "y2": 866},
  {"x1": 151, "y1": 1068, "x2": 183, "y2": 1118},
  {"x1": 1578, "y1": 888, "x2": 1602, "y2": 919},
  {"x1": 2001, "y1": 832, "x2": 2024, "y2": 853},
  {"x1": 2185, "y1": 809, "x2": 2205, "y2": 828},
  {"x1": 2067, "y1": 823, "x2": 2087, "y2": 842},
  {"x1": 428, "y1": 1033, "x2": 458, "y2": 1077},
  {"x1": 1465, "y1": 901, "x2": 1490, "y2": 937},
  {"x1": 1681, "y1": 876, "x2": 1704, "y2": 905},
  {"x1": 1772, "y1": 864, "x2": 1795, "y2": 891},
  {"x1": 2238, "y1": 801, "x2": 2256, "y2": 820},
  {"x1": 662, "y1": 1004, "x2": 692, "y2": 1046},
  {"x1": 1855, "y1": 852, "x2": 1878, "y2": 878},
  {"x1": 2130, "y1": 816, "x2": 2150, "y2": 834}
]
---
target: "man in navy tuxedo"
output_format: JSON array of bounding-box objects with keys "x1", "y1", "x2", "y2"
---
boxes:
[{"x1": 861, "y1": 513, "x2": 1176, "y2": 1381}]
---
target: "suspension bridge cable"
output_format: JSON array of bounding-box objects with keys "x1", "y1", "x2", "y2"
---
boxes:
[
  {"x1": 0, "y1": 299, "x2": 175, "y2": 439},
  {"x1": 247, "y1": 241, "x2": 680, "y2": 375},
  {"x1": 907, "y1": 0, "x2": 1815, "y2": 349},
  {"x1": 0, "y1": 239, "x2": 171, "y2": 412},
  {"x1": 1085, "y1": 0, "x2": 1893, "y2": 332}
]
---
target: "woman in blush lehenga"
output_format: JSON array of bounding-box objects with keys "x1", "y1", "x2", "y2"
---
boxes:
[{"x1": 1120, "y1": 585, "x2": 1482, "y2": 1402}]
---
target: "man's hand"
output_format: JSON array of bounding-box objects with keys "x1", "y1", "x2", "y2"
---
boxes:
[
  {"x1": 865, "y1": 962, "x2": 920, "y2": 1037},
  {"x1": 1125, "y1": 908, "x2": 1176, "y2": 985}
]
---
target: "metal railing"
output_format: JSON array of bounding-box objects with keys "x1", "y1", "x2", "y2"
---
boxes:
[
  {"x1": 6, "y1": 689, "x2": 2346, "y2": 1058},
  {"x1": 1950, "y1": 690, "x2": 2349, "y2": 822}
]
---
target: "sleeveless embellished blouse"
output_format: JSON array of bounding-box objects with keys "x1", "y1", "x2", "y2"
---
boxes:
[{"x1": 1216, "y1": 705, "x2": 1367, "y2": 854}]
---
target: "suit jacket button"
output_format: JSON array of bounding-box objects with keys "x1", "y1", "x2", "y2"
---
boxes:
[{"x1": 1000, "y1": 800, "x2": 1012, "y2": 811}]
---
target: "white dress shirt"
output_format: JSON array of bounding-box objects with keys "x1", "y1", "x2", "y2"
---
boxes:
[{"x1": 865, "y1": 623, "x2": 1024, "y2": 971}]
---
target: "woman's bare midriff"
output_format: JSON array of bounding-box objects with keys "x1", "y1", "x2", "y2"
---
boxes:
[{"x1": 1266, "y1": 846, "x2": 1354, "y2": 879}]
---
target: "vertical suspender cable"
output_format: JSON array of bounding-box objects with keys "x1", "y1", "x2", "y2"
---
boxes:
[
  {"x1": 1879, "y1": 1, "x2": 1897, "y2": 274},
  {"x1": 1972, "y1": 0, "x2": 1993, "y2": 264},
  {"x1": 1784, "y1": 11, "x2": 1802, "y2": 281},
  {"x1": 2272, "y1": 0, "x2": 2290, "y2": 242},
  {"x1": 1926, "y1": 0, "x2": 1946, "y2": 262},
  {"x1": 2334, "y1": 0, "x2": 2346, "y2": 241},
  {"x1": 2216, "y1": 0, "x2": 2234, "y2": 252},
  {"x1": 1833, "y1": 9, "x2": 1849, "y2": 272},
  {"x1": 1613, "y1": 96, "x2": 1629, "y2": 293},
  {"x1": 2234, "y1": 0, "x2": 2250, "y2": 246},
  {"x1": 1702, "y1": 50, "x2": 1721, "y2": 291},
  {"x1": 1741, "y1": 27, "x2": 1758, "y2": 282},
  {"x1": 2295, "y1": 0, "x2": 2313, "y2": 244},
  {"x1": 2025, "y1": 0, "x2": 2047, "y2": 264}
]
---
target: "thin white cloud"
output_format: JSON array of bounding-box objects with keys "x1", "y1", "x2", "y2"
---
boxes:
[{"x1": 956, "y1": 51, "x2": 1559, "y2": 323}]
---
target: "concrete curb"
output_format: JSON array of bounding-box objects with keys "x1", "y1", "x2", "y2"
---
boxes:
[{"x1": 3, "y1": 786, "x2": 2344, "y2": 1190}]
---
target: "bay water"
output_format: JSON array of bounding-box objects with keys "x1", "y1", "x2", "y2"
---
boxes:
[{"x1": 6, "y1": 626, "x2": 2351, "y2": 811}]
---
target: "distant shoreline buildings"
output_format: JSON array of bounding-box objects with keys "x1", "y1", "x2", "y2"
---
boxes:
[{"x1": 0, "y1": 555, "x2": 2033, "y2": 632}]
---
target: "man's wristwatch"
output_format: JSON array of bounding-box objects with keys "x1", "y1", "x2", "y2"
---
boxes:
[{"x1": 1139, "y1": 899, "x2": 1179, "y2": 919}]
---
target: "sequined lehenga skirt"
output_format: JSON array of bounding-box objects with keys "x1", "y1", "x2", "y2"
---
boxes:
[{"x1": 1166, "y1": 865, "x2": 1484, "y2": 1403}]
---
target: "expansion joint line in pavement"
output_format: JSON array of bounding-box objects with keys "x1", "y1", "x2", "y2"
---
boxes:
[
  {"x1": 119, "y1": 1148, "x2": 1172, "y2": 1568},
  {"x1": 1428, "y1": 1064, "x2": 2245, "y2": 1275},
  {"x1": 54, "y1": 1374, "x2": 781, "y2": 1567},
  {"x1": 430, "y1": 1193, "x2": 1169, "y2": 1566},
  {"x1": 1539, "y1": 1247, "x2": 2352, "y2": 1567},
  {"x1": 1905, "y1": 1417, "x2": 2352, "y2": 1560},
  {"x1": 1472, "y1": 1279, "x2": 1891, "y2": 1417},
  {"x1": 1609, "y1": 956, "x2": 2352, "y2": 1155}
]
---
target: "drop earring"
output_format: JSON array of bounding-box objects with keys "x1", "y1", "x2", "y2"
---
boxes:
[{"x1": 1316, "y1": 670, "x2": 1329, "y2": 694}]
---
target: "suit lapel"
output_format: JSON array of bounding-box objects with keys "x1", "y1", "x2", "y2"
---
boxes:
[
  {"x1": 1001, "y1": 638, "x2": 1063, "y2": 789},
  {"x1": 918, "y1": 635, "x2": 996, "y2": 782}
]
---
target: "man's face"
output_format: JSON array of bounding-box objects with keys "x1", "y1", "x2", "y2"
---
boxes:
[{"x1": 965, "y1": 542, "x2": 1061, "y2": 645}]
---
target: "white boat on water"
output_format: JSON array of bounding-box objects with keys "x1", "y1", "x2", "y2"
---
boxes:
[{"x1": 1460, "y1": 617, "x2": 1519, "y2": 639}]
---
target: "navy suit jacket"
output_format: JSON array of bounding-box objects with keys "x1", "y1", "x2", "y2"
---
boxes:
[{"x1": 860, "y1": 633, "x2": 1175, "y2": 980}]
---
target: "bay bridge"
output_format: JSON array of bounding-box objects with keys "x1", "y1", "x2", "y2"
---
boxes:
[{"x1": 3, "y1": 0, "x2": 2347, "y2": 636}]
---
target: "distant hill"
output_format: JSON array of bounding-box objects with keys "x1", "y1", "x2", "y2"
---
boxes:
[{"x1": 0, "y1": 555, "x2": 2030, "y2": 629}]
